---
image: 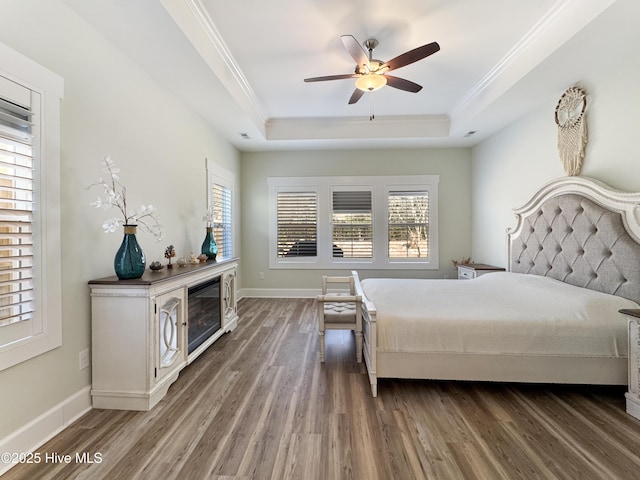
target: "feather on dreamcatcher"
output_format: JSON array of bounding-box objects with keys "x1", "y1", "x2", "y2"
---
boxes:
[{"x1": 555, "y1": 87, "x2": 587, "y2": 176}]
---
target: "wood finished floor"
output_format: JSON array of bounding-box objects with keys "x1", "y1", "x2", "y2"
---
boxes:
[{"x1": 6, "y1": 297, "x2": 640, "y2": 480}]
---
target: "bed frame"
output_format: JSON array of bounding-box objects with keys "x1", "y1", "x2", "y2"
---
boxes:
[{"x1": 353, "y1": 176, "x2": 640, "y2": 397}]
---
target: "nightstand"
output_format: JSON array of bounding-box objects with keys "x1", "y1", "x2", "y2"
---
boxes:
[
  {"x1": 457, "y1": 263, "x2": 505, "y2": 280},
  {"x1": 621, "y1": 308, "x2": 640, "y2": 420}
]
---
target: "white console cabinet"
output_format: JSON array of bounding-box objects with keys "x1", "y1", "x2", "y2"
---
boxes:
[{"x1": 89, "y1": 258, "x2": 238, "y2": 411}]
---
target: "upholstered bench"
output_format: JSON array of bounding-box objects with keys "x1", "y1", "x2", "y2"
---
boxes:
[{"x1": 317, "y1": 276, "x2": 362, "y2": 362}]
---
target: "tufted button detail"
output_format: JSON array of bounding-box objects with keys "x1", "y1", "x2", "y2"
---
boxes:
[{"x1": 547, "y1": 227, "x2": 553, "y2": 233}]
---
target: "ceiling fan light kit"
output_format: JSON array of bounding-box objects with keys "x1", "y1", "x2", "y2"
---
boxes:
[
  {"x1": 304, "y1": 35, "x2": 440, "y2": 104},
  {"x1": 355, "y1": 73, "x2": 387, "y2": 92}
]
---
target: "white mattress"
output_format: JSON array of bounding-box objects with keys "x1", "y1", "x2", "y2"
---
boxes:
[{"x1": 360, "y1": 272, "x2": 639, "y2": 358}]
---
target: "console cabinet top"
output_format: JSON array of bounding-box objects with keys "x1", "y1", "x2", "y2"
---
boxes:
[{"x1": 88, "y1": 257, "x2": 239, "y2": 287}]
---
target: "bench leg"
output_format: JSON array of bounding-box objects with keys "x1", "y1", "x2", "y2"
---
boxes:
[
  {"x1": 355, "y1": 331, "x2": 363, "y2": 363},
  {"x1": 319, "y1": 331, "x2": 325, "y2": 362}
]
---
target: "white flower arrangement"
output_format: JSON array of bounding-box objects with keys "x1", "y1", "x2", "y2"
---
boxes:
[
  {"x1": 203, "y1": 200, "x2": 217, "y2": 228},
  {"x1": 88, "y1": 156, "x2": 162, "y2": 240}
]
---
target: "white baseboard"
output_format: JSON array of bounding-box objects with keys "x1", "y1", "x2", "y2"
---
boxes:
[
  {"x1": 0, "y1": 386, "x2": 92, "y2": 476},
  {"x1": 239, "y1": 288, "x2": 319, "y2": 298}
]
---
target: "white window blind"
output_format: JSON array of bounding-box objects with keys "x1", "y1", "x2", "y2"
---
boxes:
[
  {"x1": 0, "y1": 44, "x2": 63, "y2": 371},
  {"x1": 331, "y1": 189, "x2": 373, "y2": 258},
  {"x1": 0, "y1": 94, "x2": 34, "y2": 329},
  {"x1": 211, "y1": 182, "x2": 232, "y2": 259},
  {"x1": 388, "y1": 190, "x2": 429, "y2": 258},
  {"x1": 276, "y1": 190, "x2": 317, "y2": 257}
]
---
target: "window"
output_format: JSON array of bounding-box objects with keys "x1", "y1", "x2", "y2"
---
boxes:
[
  {"x1": 0, "y1": 43, "x2": 63, "y2": 371},
  {"x1": 332, "y1": 189, "x2": 373, "y2": 258},
  {"x1": 388, "y1": 190, "x2": 429, "y2": 258},
  {"x1": 268, "y1": 175, "x2": 438, "y2": 269},
  {"x1": 0, "y1": 98, "x2": 35, "y2": 331},
  {"x1": 276, "y1": 189, "x2": 317, "y2": 258},
  {"x1": 206, "y1": 160, "x2": 234, "y2": 260}
]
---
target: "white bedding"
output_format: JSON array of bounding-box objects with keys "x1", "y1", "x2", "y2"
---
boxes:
[{"x1": 360, "y1": 272, "x2": 639, "y2": 358}]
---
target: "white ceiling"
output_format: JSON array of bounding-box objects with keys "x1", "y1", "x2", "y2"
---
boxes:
[{"x1": 62, "y1": 0, "x2": 637, "y2": 152}]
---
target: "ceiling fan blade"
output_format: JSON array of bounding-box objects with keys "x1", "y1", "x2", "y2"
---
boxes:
[
  {"x1": 383, "y1": 42, "x2": 440, "y2": 72},
  {"x1": 348, "y1": 89, "x2": 365, "y2": 104},
  {"x1": 304, "y1": 74, "x2": 357, "y2": 82},
  {"x1": 384, "y1": 75, "x2": 423, "y2": 93},
  {"x1": 341, "y1": 35, "x2": 369, "y2": 69}
]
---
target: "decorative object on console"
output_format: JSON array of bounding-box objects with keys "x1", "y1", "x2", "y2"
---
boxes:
[
  {"x1": 189, "y1": 252, "x2": 199, "y2": 264},
  {"x1": 555, "y1": 86, "x2": 587, "y2": 176},
  {"x1": 164, "y1": 245, "x2": 176, "y2": 268},
  {"x1": 87, "y1": 155, "x2": 162, "y2": 279},
  {"x1": 177, "y1": 257, "x2": 187, "y2": 267},
  {"x1": 149, "y1": 261, "x2": 163, "y2": 271},
  {"x1": 113, "y1": 224, "x2": 145, "y2": 279},
  {"x1": 202, "y1": 203, "x2": 219, "y2": 261},
  {"x1": 201, "y1": 226, "x2": 218, "y2": 261}
]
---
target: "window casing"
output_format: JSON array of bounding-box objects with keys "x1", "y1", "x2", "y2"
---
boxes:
[
  {"x1": 0, "y1": 43, "x2": 63, "y2": 371},
  {"x1": 268, "y1": 175, "x2": 439, "y2": 269},
  {"x1": 206, "y1": 160, "x2": 234, "y2": 260}
]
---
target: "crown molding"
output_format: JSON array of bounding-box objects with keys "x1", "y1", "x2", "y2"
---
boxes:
[
  {"x1": 160, "y1": 0, "x2": 267, "y2": 136},
  {"x1": 448, "y1": 0, "x2": 617, "y2": 136},
  {"x1": 265, "y1": 115, "x2": 450, "y2": 141}
]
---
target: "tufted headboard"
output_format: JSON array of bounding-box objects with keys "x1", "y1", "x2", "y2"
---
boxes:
[{"x1": 507, "y1": 176, "x2": 640, "y2": 305}]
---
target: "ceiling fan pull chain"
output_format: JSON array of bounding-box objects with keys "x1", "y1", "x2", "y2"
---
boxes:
[{"x1": 369, "y1": 95, "x2": 375, "y2": 121}]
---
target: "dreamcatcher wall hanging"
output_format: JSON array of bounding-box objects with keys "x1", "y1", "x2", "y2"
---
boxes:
[{"x1": 554, "y1": 86, "x2": 587, "y2": 176}]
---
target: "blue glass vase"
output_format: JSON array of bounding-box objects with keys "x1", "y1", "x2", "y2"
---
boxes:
[
  {"x1": 114, "y1": 225, "x2": 146, "y2": 279},
  {"x1": 201, "y1": 226, "x2": 218, "y2": 261}
]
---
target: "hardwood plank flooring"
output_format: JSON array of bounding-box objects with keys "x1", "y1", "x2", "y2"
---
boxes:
[{"x1": 5, "y1": 297, "x2": 640, "y2": 479}]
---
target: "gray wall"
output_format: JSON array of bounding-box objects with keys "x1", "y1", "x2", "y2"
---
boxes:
[
  {"x1": 471, "y1": 43, "x2": 640, "y2": 267},
  {"x1": 241, "y1": 148, "x2": 472, "y2": 292},
  {"x1": 0, "y1": 0, "x2": 240, "y2": 438}
]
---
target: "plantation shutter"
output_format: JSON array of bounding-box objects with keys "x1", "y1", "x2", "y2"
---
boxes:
[
  {"x1": 0, "y1": 89, "x2": 35, "y2": 328},
  {"x1": 388, "y1": 190, "x2": 429, "y2": 258},
  {"x1": 211, "y1": 182, "x2": 232, "y2": 259},
  {"x1": 276, "y1": 190, "x2": 317, "y2": 257},
  {"x1": 331, "y1": 190, "x2": 373, "y2": 258}
]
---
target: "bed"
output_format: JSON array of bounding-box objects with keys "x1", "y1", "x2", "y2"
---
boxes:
[{"x1": 353, "y1": 176, "x2": 640, "y2": 397}]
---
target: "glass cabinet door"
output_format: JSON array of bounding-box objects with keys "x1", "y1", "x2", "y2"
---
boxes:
[{"x1": 156, "y1": 290, "x2": 186, "y2": 381}]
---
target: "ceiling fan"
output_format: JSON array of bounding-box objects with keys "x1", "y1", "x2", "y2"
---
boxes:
[{"x1": 304, "y1": 35, "x2": 440, "y2": 104}]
